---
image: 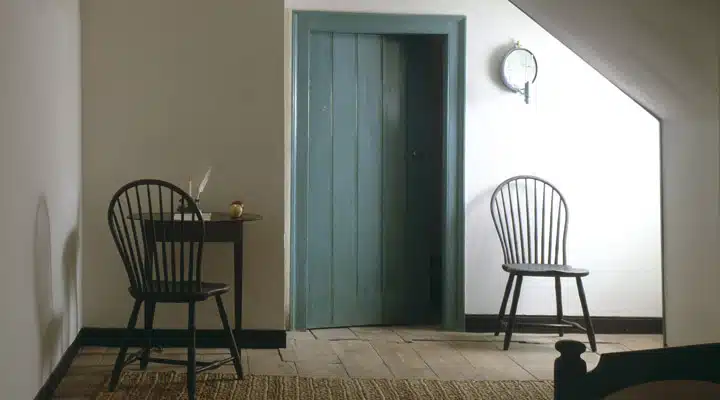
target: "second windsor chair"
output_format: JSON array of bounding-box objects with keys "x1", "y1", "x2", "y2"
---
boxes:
[
  {"x1": 490, "y1": 175, "x2": 596, "y2": 351},
  {"x1": 106, "y1": 179, "x2": 243, "y2": 399}
]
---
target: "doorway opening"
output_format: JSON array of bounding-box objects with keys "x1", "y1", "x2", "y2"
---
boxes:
[{"x1": 290, "y1": 12, "x2": 466, "y2": 331}]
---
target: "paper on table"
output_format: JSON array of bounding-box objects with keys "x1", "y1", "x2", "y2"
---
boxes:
[{"x1": 173, "y1": 213, "x2": 212, "y2": 221}]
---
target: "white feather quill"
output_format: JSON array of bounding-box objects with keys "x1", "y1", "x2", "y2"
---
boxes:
[{"x1": 196, "y1": 167, "x2": 212, "y2": 199}]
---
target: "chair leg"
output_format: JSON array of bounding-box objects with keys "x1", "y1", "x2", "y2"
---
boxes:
[
  {"x1": 495, "y1": 273, "x2": 515, "y2": 336},
  {"x1": 503, "y1": 275, "x2": 523, "y2": 350},
  {"x1": 216, "y1": 295, "x2": 244, "y2": 378},
  {"x1": 108, "y1": 299, "x2": 142, "y2": 391},
  {"x1": 555, "y1": 277, "x2": 564, "y2": 337},
  {"x1": 576, "y1": 277, "x2": 597, "y2": 352},
  {"x1": 187, "y1": 301, "x2": 197, "y2": 400},
  {"x1": 140, "y1": 301, "x2": 156, "y2": 370}
]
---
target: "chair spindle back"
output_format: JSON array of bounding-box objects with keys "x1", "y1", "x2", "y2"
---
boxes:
[
  {"x1": 490, "y1": 175, "x2": 569, "y2": 266},
  {"x1": 107, "y1": 179, "x2": 205, "y2": 294}
]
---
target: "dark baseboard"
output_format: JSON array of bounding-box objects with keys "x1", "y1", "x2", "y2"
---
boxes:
[
  {"x1": 78, "y1": 327, "x2": 287, "y2": 349},
  {"x1": 465, "y1": 314, "x2": 662, "y2": 334},
  {"x1": 35, "y1": 334, "x2": 82, "y2": 400}
]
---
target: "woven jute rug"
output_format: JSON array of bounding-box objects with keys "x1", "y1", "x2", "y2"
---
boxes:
[{"x1": 93, "y1": 372, "x2": 554, "y2": 399}]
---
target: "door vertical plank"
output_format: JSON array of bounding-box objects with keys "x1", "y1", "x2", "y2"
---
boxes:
[
  {"x1": 306, "y1": 32, "x2": 334, "y2": 328},
  {"x1": 356, "y1": 34, "x2": 384, "y2": 324},
  {"x1": 330, "y1": 33, "x2": 360, "y2": 326},
  {"x1": 381, "y1": 36, "x2": 409, "y2": 324},
  {"x1": 396, "y1": 38, "x2": 410, "y2": 325}
]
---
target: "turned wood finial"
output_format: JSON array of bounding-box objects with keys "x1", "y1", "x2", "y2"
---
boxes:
[
  {"x1": 556, "y1": 339, "x2": 587, "y2": 358},
  {"x1": 555, "y1": 340, "x2": 588, "y2": 400}
]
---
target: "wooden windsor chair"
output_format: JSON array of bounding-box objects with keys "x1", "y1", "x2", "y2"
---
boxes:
[
  {"x1": 106, "y1": 179, "x2": 243, "y2": 399},
  {"x1": 490, "y1": 175, "x2": 596, "y2": 351}
]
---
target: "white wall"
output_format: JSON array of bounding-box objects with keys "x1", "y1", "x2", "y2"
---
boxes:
[
  {"x1": 286, "y1": 0, "x2": 663, "y2": 317},
  {"x1": 510, "y1": 0, "x2": 720, "y2": 346},
  {"x1": 81, "y1": 0, "x2": 286, "y2": 330},
  {"x1": 0, "y1": 0, "x2": 82, "y2": 397}
]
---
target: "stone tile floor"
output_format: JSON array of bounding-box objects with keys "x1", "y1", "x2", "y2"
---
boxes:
[{"x1": 54, "y1": 327, "x2": 663, "y2": 398}]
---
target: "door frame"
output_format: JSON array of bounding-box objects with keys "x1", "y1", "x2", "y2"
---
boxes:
[{"x1": 290, "y1": 11, "x2": 466, "y2": 331}]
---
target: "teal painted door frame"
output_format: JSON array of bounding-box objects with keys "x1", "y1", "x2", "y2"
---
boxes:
[{"x1": 290, "y1": 11, "x2": 466, "y2": 331}]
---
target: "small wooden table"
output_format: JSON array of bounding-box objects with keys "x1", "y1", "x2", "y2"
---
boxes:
[{"x1": 135, "y1": 212, "x2": 262, "y2": 337}]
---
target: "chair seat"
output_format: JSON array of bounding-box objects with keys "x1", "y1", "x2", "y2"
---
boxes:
[
  {"x1": 503, "y1": 263, "x2": 589, "y2": 277},
  {"x1": 129, "y1": 281, "x2": 230, "y2": 302}
]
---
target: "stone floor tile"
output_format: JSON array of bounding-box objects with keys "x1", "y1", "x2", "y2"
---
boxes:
[
  {"x1": 280, "y1": 339, "x2": 339, "y2": 363},
  {"x1": 311, "y1": 328, "x2": 358, "y2": 341},
  {"x1": 371, "y1": 340, "x2": 436, "y2": 379},
  {"x1": 496, "y1": 341, "x2": 557, "y2": 380},
  {"x1": 331, "y1": 340, "x2": 392, "y2": 378},
  {"x1": 215, "y1": 361, "x2": 249, "y2": 375},
  {"x1": 452, "y1": 341, "x2": 535, "y2": 380},
  {"x1": 197, "y1": 347, "x2": 233, "y2": 355},
  {"x1": 295, "y1": 361, "x2": 349, "y2": 378},
  {"x1": 287, "y1": 330, "x2": 316, "y2": 341},
  {"x1": 616, "y1": 334, "x2": 664, "y2": 350},
  {"x1": 396, "y1": 328, "x2": 498, "y2": 344},
  {"x1": 388, "y1": 326, "x2": 444, "y2": 342},
  {"x1": 494, "y1": 333, "x2": 556, "y2": 345},
  {"x1": 246, "y1": 349, "x2": 297, "y2": 376},
  {"x1": 350, "y1": 327, "x2": 406, "y2": 342},
  {"x1": 411, "y1": 341, "x2": 479, "y2": 380}
]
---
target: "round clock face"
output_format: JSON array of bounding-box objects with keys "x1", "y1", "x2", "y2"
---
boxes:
[{"x1": 502, "y1": 48, "x2": 537, "y2": 92}]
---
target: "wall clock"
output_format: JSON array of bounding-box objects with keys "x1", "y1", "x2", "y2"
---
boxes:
[{"x1": 501, "y1": 42, "x2": 538, "y2": 104}]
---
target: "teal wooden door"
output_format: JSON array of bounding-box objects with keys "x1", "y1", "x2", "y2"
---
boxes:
[{"x1": 305, "y1": 32, "x2": 442, "y2": 328}]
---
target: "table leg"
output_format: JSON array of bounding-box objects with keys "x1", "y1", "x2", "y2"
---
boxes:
[
  {"x1": 145, "y1": 236, "x2": 158, "y2": 344},
  {"x1": 233, "y1": 226, "x2": 244, "y2": 344}
]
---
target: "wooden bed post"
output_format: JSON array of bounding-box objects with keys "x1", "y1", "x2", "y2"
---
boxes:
[{"x1": 554, "y1": 340, "x2": 588, "y2": 400}]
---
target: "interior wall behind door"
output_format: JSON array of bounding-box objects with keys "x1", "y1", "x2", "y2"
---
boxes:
[
  {"x1": 305, "y1": 32, "x2": 444, "y2": 328},
  {"x1": 404, "y1": 35, "x2": 445, "y2": 322}
]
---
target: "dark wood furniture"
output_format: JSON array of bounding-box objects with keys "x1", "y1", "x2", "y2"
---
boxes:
[
  {"x1": 490, "y1": 175, "x2": 596, "y2": 351},
  {"x1": 106, "y1": 179, "x2": 247, "y2": 400},
  {"x1": 134, "y1": 210, "x2": 262, "y2": 338},
  {"x1": 555, "y1": 339, "x2": 720, "y2": 399}
]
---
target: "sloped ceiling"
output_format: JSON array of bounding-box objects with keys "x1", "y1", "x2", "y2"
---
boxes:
[
  {"x1": 509, "y1": 0, "x2": 718, "y2": 119},
  {"x1": 509, "y1": 0, "x2": 720, "y2": 345}
]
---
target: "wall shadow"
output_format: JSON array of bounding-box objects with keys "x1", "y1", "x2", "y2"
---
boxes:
[
  {"x1": 34, "y1": 195, "x2": 62, "y2": 381},
  {"x1": 465, "y1": 185, "x2": 503, "y2": 275},
  {"x1": 488, "y1": 41, "x2": 517, "y2": 91},
  {"x1": 62, "y1": 224, "x2": 79, "y2": 347},
  {"x1": 33, "y1": 196, "x2": 79, "y2": 383}
]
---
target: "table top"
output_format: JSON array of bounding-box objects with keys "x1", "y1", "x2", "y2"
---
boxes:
[{"x1": 130, "y1": 212, "x2": 262, "y2": 223}]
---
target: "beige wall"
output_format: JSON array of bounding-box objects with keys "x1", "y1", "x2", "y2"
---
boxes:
[
  {"x1": 0, "y1": 0, "x2": 82, "y2": 397},
  {"x1": 81, "y1": 0, "x2": 286, "y2": 329},
  {"x1": 509, "y1": 0, "x2": 720, "y2": 346}
]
